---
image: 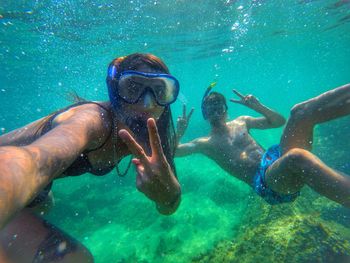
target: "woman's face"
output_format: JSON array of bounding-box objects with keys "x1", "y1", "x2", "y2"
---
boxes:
[{"x1": 118, "y1": 64, "x2": 166, "y2": 121}]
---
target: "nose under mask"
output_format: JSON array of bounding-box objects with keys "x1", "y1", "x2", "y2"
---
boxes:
[{"x1": 142, "y1": 92, "x2": 156, "y2": 108}]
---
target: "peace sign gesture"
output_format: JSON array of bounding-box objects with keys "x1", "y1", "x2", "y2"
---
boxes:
[
  {"x1": 118, "y1": 118, "x2": 181, "y2": 213},
  {"x1": 230, "y1": 89, "x2": 261, "y2": 109},
  {"x1": 176, "y1": 104, "x2": 194, "y2": 141}
]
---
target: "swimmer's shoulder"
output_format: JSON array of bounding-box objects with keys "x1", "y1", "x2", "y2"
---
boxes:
[
  {"x1": 227, "y1": 116, "x2": 249, "y2": 129},
  {"x1": 52, "y1": 101, "x2": 112, "y2": 126}
]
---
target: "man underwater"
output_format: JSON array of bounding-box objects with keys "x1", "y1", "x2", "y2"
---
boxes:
[{"x1": 177, "y1": 83, "x2": 350, "y2": 206}]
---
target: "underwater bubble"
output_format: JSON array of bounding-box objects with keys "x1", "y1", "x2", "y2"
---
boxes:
[{"x1": 231, "y1": 22, "x2": 239, "y2": 31}]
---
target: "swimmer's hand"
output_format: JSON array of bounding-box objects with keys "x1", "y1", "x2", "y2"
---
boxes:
[
  {"x1": 176, "y1": 104, "x2": 194, "y2": 142},
  {"x1": 118, "y1": 118, "x2": 181, "y2": 215},
  {"x1": 230, "y1": 89, "x2": 261, "y2": 109}
]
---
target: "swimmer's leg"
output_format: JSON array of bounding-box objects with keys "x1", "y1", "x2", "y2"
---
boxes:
[
  {"x1": 0, "y1": 209, "x2": 93, "y2": 263},
  {"x1": 264, "y1": 84, "x2": 350, "y2": 207},
  {"x1": 264, "y1": 148, "x2": 350, "y2": 207},
  {"x1": 280, "y1": 83, "x2": 350, "y2": 152}
]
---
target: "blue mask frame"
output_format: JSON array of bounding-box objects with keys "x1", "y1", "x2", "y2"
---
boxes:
[{"x1": 107, "y1": 64, "x2": 180, "y2": 108}]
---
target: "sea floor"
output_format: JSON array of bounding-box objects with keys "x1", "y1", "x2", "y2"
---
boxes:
[{"x1": 47, "y1": 151, "x2": 350, "y2": 263}]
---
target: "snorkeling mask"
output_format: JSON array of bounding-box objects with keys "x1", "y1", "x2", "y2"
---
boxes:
[
  {"x1": 201, "y1": 82, "x2": 228, "y2": 120},
  {"x1": 107, "y1": 63, "x2": 180, "y2": 107}
]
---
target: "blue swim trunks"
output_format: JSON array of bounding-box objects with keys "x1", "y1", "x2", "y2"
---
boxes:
[{"x1": 253, "y1": 144, "x2": 300, "y2": 205}]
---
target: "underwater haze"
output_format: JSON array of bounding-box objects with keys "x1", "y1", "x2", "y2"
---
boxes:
[{"x1": 1, "y1": 0, "x2": 350, "y2": 262}]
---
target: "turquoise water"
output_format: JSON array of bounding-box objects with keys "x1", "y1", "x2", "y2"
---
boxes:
[{"x1": 1, "y1": 0, "x2": 350, "y2": 262}]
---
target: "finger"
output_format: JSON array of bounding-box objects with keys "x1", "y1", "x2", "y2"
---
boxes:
[
  {"x1": 232, "y1": 89, "x2": 245, "y2": 99},
  {"x1": 182, "y1": 104, "x2": 186, "y2": 118},
  {"x1": 246, "y1": 95, "x2": 254, "y2": 101},
  {"x1": 134, "y1": 161, "x2": 145, "y2": 174},
  {"x1": 147, "y1": 118, "x2": 164, "y2": 158},
  {"x1": 118, "y1": 129, "x2": 148, "y2": 163},
  {"x1": 187, "y1": 108, "x2": 194, "y2": 120},
  {"x1": 132, "y1": 158, "x2": 141, "y2": 166},
  {"x1": 230, "y1": 99, "x2": 243, "y2": 104}
]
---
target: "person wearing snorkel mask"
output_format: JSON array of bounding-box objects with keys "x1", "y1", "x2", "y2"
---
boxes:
[
  {"x1": 0, "y1": 53, "x2": 181, "y2": 262},
  {"x1": 177, "y1": 83, "x2": 350, "y2": 208}
]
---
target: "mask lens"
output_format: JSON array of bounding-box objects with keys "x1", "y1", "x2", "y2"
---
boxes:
[
  {"x1": 118, "y1": 75, "x2": 146, "y2": 103},
  {"x1": 152, "y1": 77, "x2": 177, "y2": 105},
  {"x1": 117, "y1": 72, "x2": 179, "y2": 105}
]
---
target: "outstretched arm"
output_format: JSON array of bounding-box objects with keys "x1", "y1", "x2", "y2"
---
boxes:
[
  {"x1": 230, "y1": 89, "x2": 286, "y2": 130},
  {"x1": 176, "y1": 138, "x2": 206, "y2": 157},
  {"x1": 0, "y1": 104, "x2": 110, "y2": 229}
]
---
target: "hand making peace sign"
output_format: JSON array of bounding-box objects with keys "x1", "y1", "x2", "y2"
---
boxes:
[
  {"x1": 230, "y1": 89, "x2": 261, "y2": 109},
  {"x1": 176, "y1": 104, "x2": 194, "y2": 140},
  {"x1": 118, "y1": 118, "x2": 181, "y2": 211}
]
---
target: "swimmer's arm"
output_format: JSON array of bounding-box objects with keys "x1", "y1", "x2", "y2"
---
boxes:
[
  {"x1": 176, "y1": 138, "x2": 207, "y2": 157},
  {"x1": 237, "y1": 103, "x2": 286, "y2": 130},
  {"x1": 230, "y1": 90, "x2": 285, "y2": 130},
  {"x1": 0, "y1": 104, "x2": 110, "y2": 229},
  {"x1": 0, "y1": 117, "x2": 49, "y2": 146}
]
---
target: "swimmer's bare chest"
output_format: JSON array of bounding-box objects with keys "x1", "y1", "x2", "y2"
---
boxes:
[{"x1": 204, "y1": 121, "x2": 264, "y2": 183}]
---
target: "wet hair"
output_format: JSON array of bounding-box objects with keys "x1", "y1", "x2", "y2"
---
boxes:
[
  {"x1": 107, "y1": 53, "x2": 177, "y2": 175},
  {"x1": 202, "y1": 92, "x2": 228, "y2": 119},
  {"x1": 113, "y1": 53, "x2": 170, "y2": 74}
]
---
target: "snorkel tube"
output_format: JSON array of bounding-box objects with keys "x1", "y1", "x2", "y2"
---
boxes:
[{"x1": 201, "y1": 81, "x2": 217, "y2": 120}]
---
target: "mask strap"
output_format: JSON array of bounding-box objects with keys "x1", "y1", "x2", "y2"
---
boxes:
[{"x1": 107, "y1": 56, "x2": 126, "y2": 80}]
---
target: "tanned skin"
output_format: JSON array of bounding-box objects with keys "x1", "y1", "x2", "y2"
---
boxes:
[
  {"x1": 177, "y1": 84, "x2": 350, "y2": 207},
  {"x1": 0, "y1": 210, "x2": 93, "y2": 263},
  {"x1": 0, "y1": 64, "x2": 181, "y2": 262}
]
